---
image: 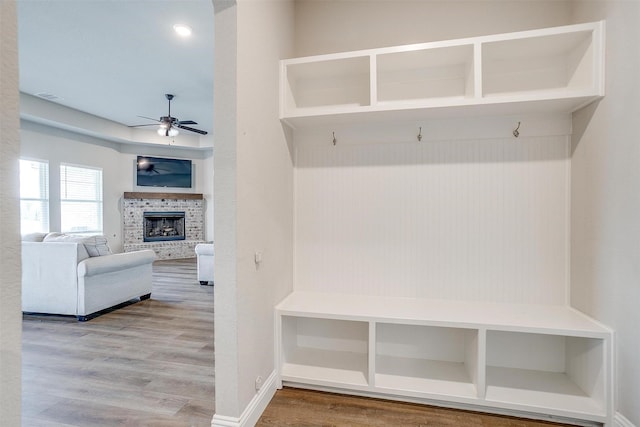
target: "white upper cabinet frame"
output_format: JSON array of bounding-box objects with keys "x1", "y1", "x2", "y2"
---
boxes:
[{"x1": 280, "y1": 21, "x2": 604, "y2": 128}]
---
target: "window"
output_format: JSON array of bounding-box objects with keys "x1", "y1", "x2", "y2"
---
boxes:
[
  {"x1": 60, "y1": 164, "x2": 103, "y2": 235},
  {"x1": 19, "y1": 159, "x2": 50, "y2": 234}
]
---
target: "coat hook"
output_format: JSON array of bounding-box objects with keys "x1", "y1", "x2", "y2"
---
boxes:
[
  {"x1": 513, "y1": 121, "x2": 521, "y2": 138},
  {"x1": 332, "y1": 132, "x2": 337, "y2": 146},
  {"x1": 417, "y1": 127, "x2": 423, "y2": 142}
]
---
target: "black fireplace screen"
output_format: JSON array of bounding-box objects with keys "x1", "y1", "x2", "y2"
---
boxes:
[{"x1": 143, "y1": 211, "x2": 186, "y2": 242}]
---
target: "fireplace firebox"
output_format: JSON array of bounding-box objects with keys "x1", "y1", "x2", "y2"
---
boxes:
[{"x1": 143, "y1": 211, "x2": 186, "y2": 242}]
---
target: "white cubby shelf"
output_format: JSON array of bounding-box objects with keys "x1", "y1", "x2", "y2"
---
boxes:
[
  {"x1": 275, "y1": 291, "x2": 613, "y2": 425},
  {"x1": 280, "y1": 21, "x2": 604, "y2": 128}
]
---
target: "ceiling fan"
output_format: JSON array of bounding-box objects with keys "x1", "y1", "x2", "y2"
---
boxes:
[{"x1": 131, "y1": 94, "x2": 208, "y2": 136}]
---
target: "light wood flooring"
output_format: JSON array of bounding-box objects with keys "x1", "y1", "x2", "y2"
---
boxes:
[
  {"x1": 22, "y1": 258, "x2": 214, "y2": 426},
  {"x1": 258, "y1": 388, "x2": 575, "y2": 427},
  {"x1": 23, "y1": 259, "x2": 576, "y2": 427}
]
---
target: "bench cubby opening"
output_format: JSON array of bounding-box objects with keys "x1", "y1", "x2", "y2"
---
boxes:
[
  {"x1": 280, "y1": 315, "x2": 369, "y2": 387},
  {"x1": 485, "y1": 330, "x2": 607, "y2": 418},
  {"x1": 375, "y1": 323, "x2": 479, "y2": 399}
]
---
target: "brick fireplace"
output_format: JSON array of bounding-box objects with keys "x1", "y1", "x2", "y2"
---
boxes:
[{"x1": 123, "y1": 192, "x2": 208, "y2": 259}]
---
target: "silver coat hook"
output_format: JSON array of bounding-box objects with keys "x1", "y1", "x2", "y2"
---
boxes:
[
  {"x1": 417, "y1": 127, "x2": 422, "y2": 142},
  {"x1": 513, "y1": 122, "x2": 521, "y2": 138},
  {"x1": 332, "y1": 132, "x2": 337, "y2": 146}
]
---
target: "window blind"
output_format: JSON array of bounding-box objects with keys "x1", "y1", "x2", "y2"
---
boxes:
[
  {"x1": 60, "y1": 164, "x2": 103, "y2": 235},
  {"x1": 19, "y1": 159, "x2": 50, "y2": 234}
]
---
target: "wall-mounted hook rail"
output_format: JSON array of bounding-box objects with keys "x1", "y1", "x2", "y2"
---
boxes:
[
  {"x1": 513, "y1": 122, "x2": 521, "y2": 138},
  {"x1": 417, "y1": 127, "x2": 422, "y2": 142}
]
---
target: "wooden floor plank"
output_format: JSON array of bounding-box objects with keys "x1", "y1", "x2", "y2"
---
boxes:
[
  {"x1": 22, "y1": 258, "x2": 215, "y2": 427},
  {"x1": 257, "y1": 387, "x2": 577, "y2": 427}
]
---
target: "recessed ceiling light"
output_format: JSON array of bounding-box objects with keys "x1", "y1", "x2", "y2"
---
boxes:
[{"x1": 173, "y1": 24, "x2": 192, "y2": 37}]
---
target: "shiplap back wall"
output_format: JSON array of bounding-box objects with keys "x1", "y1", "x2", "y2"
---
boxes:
[{"x1": 293, "y1": 117, "x2": 571, "y2": 305}]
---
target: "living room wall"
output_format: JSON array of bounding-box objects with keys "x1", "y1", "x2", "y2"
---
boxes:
[{"x1": 20, "y1": 120, "x2": 214, "y2": 253}]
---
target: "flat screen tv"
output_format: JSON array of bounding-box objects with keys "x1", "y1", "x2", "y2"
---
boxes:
[{"x1": 136, "y1": 156, "x2": 192, "y2": 188}]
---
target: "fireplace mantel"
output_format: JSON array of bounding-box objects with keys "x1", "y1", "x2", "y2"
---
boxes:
[{"x1": 124, "y1": 192, "x2": 203, "y2": 200}]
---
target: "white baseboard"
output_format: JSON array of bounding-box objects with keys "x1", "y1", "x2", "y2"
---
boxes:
[
  {"x1": 616, "y1": 413, "x2": 637, "y2": 427},
  {"x1": 211, "y1": 370, "x2": 277, "y2": 427}
]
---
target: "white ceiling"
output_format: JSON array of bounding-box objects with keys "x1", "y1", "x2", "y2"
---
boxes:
[{"x1": 17, "y1": 0, "x2": 214, "y2": 147}]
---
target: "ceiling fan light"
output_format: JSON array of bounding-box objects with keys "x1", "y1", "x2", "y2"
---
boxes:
[
  {"x1": 157, "y1": 128, "x2": 166, "y2": 136},
  {"x1": 173, "y1": 24, "x2": 192, "y2": 37},
  {"x1": 168, "y1": 128, "x2": 179, "y2": 137}
]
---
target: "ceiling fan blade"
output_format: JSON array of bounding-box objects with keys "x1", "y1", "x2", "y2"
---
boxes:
[
  {"x1": 177, "y1": 120, "x2": 197, "y2": 125},
  {"x1": 129, "y1": 123, "x2": 158, "y2": 128},
  {"x1": 177, "y1": 124, "x2": 208, "y2": 135},
  {"x1": 137, "y1": 115, "x2": 160, "y2": 122}
]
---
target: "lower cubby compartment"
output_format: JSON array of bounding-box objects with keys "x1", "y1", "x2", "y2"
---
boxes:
[
  {"x1": 485, "y1": 330, "x2": 606, "y2": 419},
  {"x1": 280, "y1": 316, "x2": 369, "y2": 387},
  {"x1": 375, "y1": 323, "x2": 478, "y2": 399}
]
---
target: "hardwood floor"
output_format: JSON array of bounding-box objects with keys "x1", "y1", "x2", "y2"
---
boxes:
[
  {"x1": 22, "y1": 258, "x2": 214, "y2": 427},
  {"x1": 257, "y1": 388, "x2": 575, "y2": 427}
]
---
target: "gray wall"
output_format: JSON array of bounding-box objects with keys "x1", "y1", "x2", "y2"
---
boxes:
[
  {"x1": 570, "y1": 1, "x2": 640, "y2": 424},
  {"x1": 0, "y1": 1, "x2": 22, "y2": 425},
  {"x1": 213, "y1": 0, "x2": 295, "y2": 420}
]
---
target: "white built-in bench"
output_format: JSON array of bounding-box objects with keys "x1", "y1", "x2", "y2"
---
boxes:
[{"x1": 275, "y1": 291, "x2": 613, "y2": 425}]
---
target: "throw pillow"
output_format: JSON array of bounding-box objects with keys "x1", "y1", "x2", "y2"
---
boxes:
[{"x1": 81, "y1": 235, "x2": 112, "y2": 257}]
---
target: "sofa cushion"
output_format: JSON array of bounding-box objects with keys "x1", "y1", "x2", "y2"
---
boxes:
[
  {"x1": 81, "y1": 235, "x2": 112, "y2": 257},
  {"x1": 43, "y1": 233, "x2": 91, "y2": 261}
]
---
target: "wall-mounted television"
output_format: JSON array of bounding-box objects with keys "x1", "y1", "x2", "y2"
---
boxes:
[{"x1": 136, "y1": 156, "x2": 192, "y2": 188}]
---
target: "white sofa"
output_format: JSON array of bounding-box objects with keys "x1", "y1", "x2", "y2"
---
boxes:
[
  {"x1": 195, "y1": 243, "x2": 214, "y2": 285},
  {"x1": 22, "y1": 233, "x2": 156, "y2": 321}
]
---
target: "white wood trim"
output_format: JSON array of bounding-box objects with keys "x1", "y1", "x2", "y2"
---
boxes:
[
  {"x1": 278, "y1": 292, "x2": 610, "y2": 337},
  {"x1": 473, "y1": 42, "x2": 482, "y2": 98},
  {"x1": 211, "y1": 370, "x2": 278, "y2": 427},
  {"x1": 615, "y1": 412, "x2": 637, "y2": 427},
  {"x1": 369, "y1": 54, "x2": 377, "y2": 107},
  {"x1": 281, "y1": 21, "x2": 602, "y2": 64}
]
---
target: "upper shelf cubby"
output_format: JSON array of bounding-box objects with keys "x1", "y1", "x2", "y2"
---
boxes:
[
  {"x1": 482, "y1": 27, "x2": 598, "y2": 97},
  {"x1": 377, "y1": 44, "x2": 475, "y2": 105},
  {"x1": 284, "y1": 56, "x2": 371, "y2": 111},
  {"x1": 280, "y1": 21, "x2": 604, "y2": 128}
]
